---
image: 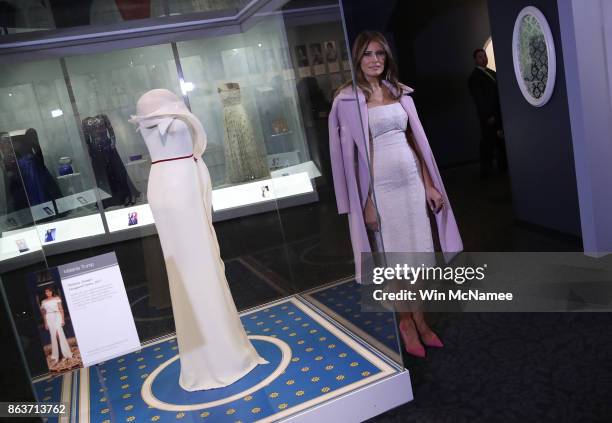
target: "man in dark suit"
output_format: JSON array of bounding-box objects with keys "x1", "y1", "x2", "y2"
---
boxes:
[{"x1": 468, "y1": 48, "x2": 507, "y2": 177}]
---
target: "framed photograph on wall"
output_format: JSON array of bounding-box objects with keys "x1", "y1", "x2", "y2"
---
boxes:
[
  {"x1": 295, "y1": 45, "x2": 309, "y2": 67},
  {"x1": 310, "y1": 43, "x2": 326, "y2": 75},
  {"x1": 340, "y1": 41, "x2": 351, "y2": 71},
  {"x1": 295, "y1": 45, "x2": 312, "y2": 78},
  {"x1": 324, "y1": 40, "x2": 340, "y2": 72}
]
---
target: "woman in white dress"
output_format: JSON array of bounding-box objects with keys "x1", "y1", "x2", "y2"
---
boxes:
[
  {"x1": 129, "y1": 89, "x2": 267, "y2": 391},
  {"x1": 331, "y1": 31, "x2": 456, "y2": 358},
  {"x1": 40, "y1": 288, "x2": 73, "y2": 365}
]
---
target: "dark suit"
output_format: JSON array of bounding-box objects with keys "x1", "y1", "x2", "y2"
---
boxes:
[{"x1": 468, "y1": 67, "x2": 507, "y2": 174}]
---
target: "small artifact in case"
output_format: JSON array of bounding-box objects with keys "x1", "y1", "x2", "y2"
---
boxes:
[{"x1": 58, "y1": 157, "x2": 74, "y2": 176}]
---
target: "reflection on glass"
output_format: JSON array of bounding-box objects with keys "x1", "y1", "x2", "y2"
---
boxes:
[
  {"x1": 65, "y1": 44, "x2": 181, "y2": 213},
  {"x1": 2, "y1": 0, "x2": 407, "y2": 404},
  {"x1": 0, "y1": 59, "x2": 107, "y2": 254},
  {"x1": 177, "y1": 16, "x2": 315, "y2": 191}
]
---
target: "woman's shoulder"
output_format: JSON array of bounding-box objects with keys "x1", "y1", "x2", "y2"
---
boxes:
[{"x1": 333, "y1": 82, "x2": 358, "y2": 101}]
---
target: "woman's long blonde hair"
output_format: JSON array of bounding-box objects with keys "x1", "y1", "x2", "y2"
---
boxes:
[{"x1": 336, "y1": 31, "x2": 403, "y2": 100}]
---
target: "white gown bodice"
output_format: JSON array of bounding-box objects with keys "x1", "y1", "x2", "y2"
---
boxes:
[
  {"x1": 41, "y1": 297, "x2": 61, "y2": 313},
  {"x1": 139, "y1": 118, "x2": 194, "y2": 162}
]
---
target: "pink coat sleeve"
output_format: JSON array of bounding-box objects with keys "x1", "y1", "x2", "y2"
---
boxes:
[{"x1": 328, "y1": 99, "x2": 349, "y2": 214}]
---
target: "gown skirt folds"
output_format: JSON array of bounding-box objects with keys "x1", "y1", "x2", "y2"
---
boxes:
[
  {"x1": 131, "y1": 89, "x2": 266, "y2": 392},
  {"x1": 368, "y1": 103, "x2": 434, "y2": 255},
  {"x1": 148, "y1": 152, "x2": 266, "y2": 391}
]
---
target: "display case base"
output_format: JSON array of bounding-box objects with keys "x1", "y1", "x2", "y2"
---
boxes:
[{"x1": 33, "y1": 297, "x2": 412, "y2": 422}]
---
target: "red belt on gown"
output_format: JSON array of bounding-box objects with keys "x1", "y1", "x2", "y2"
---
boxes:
[{"x1": 151, "y1": 154, "x2": 197, "y2": 165}]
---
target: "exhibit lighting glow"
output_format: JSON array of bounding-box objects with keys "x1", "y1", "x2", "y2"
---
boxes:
[
  {"x1": 180, "y1": 80, "x2": 195, "y2": 95},
  {"x1": 258, "y1": 43, "x2": 262, "y2": 47},
  {"x1": 51, "y1": 109, "x2": 64, "y2": 118}
]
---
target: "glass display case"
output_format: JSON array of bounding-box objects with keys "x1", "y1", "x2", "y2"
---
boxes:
[{"x1": 0, "y1": 1, "x2": 413, "y2": 422}]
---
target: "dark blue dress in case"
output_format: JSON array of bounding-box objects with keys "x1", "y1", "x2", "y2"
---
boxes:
[
  {"x1": 17, "y1": 152, "x2": 61, "y2": 206},
  {"x1": 82, "y1": 114, "x2": 138, "y2": 207},
  {"x1": 8, "y1": 128, "x2": 61, "y2": 209}
]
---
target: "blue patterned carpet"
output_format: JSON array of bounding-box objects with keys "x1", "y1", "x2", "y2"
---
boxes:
[
  {"x1": 44, "y1": 299, "x2": 393, "y2": 422},
  {"x1": 308, "y1": 280, "x2": 400, "y2": 353},
  {"x1": 33, "y1": 374, "x2": 64, "y2": 423}
]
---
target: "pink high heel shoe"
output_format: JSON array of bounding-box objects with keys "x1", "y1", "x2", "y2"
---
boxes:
[
  {"x1": 420, "y1": 331, "x2": 444, "y2": 348},
  {"x1": 412, "y1": 312, "x2": 444, "y2": 348},
  {"x1": 399, "y1": 318, "x2": 426, "y2": 358}
]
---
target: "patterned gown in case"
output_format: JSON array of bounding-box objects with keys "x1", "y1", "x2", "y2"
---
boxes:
[
  {"x1": 82, "y1": 114, "x2": 138, "y2": 207},
  {"x1": 218, "y1": 83, "x2": 269, "y2": 184}
]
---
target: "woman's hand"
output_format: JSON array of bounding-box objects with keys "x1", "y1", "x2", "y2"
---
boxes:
[
  {"x1": 426, "y1": 185, "x2": 444, "y2": 213},
  {"x1": 61, "y1": 320, "x2": 65, "y2": 326},
  {"x1": 364, "y1": 197, "x2": 379, "y2": 231}
]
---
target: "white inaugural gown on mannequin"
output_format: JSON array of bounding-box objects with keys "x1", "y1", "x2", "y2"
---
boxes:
[{"x1": 130, "y1": 89, "x2": 267, "y2": 392}]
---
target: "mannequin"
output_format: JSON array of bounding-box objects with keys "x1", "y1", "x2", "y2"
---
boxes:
[
  {"x1": 0, "y1": 131, "x2": 29, "y2": 212},
  {"x1": 82, "y1": 114, "x2": 138, "y2": 207},
  {"x1": 218, "y1": 82, "x2": 269, "y2": 183},
  {"x1": 129, "y1": 89, "x2": 267, "y2": 391},
  {"x1": 11, "y1": 129, "x2": 61, "y2": 208}
]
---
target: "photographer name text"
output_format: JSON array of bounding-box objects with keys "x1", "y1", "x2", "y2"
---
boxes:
[{"x1": 373, "y1": 289, "x2": 513, "y2": 302}]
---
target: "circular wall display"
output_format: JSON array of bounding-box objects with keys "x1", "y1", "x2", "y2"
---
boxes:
[{"x1": 512, "y1": 6, "x2": 556, "y2": 107}]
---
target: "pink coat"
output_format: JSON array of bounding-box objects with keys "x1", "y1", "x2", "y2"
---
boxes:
[{"x1": 328, "y1": 81, "x2": 463, "y2": 281}]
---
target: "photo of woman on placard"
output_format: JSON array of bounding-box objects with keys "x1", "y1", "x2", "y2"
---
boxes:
[{"x1": 30, "y1": 270, "x2": 83, "y2": 373}]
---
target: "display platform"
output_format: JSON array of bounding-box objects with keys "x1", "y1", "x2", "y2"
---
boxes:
[
  {"x1": 32, "y1": 297, "x2": 412, "y2": 422},
  {"x1": 304, "y1": 280, "x2": 402, "y2": 363}
]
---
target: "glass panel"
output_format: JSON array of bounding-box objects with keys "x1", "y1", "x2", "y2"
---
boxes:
[
  {"x1": 175, "y1": 17, "x2": 302, "y2": 301},
  {"x1": 65, "y1": 44, "x2": 180, "y2": 216},
  {"x1": 267, "y1": 3, "x2": 404, "y2": 364},
  {"x1": 1, "y1": 1, "x2": 407, "y2": 421},
  {"x1": 0, "y1": 59, "x2": 105, "y2": 249},
  {"x1": 0, "y1": 135, "x2": 63, "y2": 396}
]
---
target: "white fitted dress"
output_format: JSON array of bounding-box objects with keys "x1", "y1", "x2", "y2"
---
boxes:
[
  {"x1": 368, "y1": 103, "x2": 434, "y2": 254},
  {"x1": 41, "y1": 297, "x2": 73, "y2": 361},
  {"x1": 138, "y1": 117, "x2": 267, "y2": 392}
]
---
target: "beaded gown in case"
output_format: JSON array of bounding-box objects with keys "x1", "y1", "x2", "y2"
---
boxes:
[{"x1": 219, "y1": 83, "x2": 269, "y2": 183}]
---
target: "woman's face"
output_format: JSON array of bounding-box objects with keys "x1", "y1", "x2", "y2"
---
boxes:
[
  {"x1": 45, "y1": 289, "x2": 53, "y2": 298},
  {"x1": 360, "y1": 41, "x2": 386, "y2": 79}
]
